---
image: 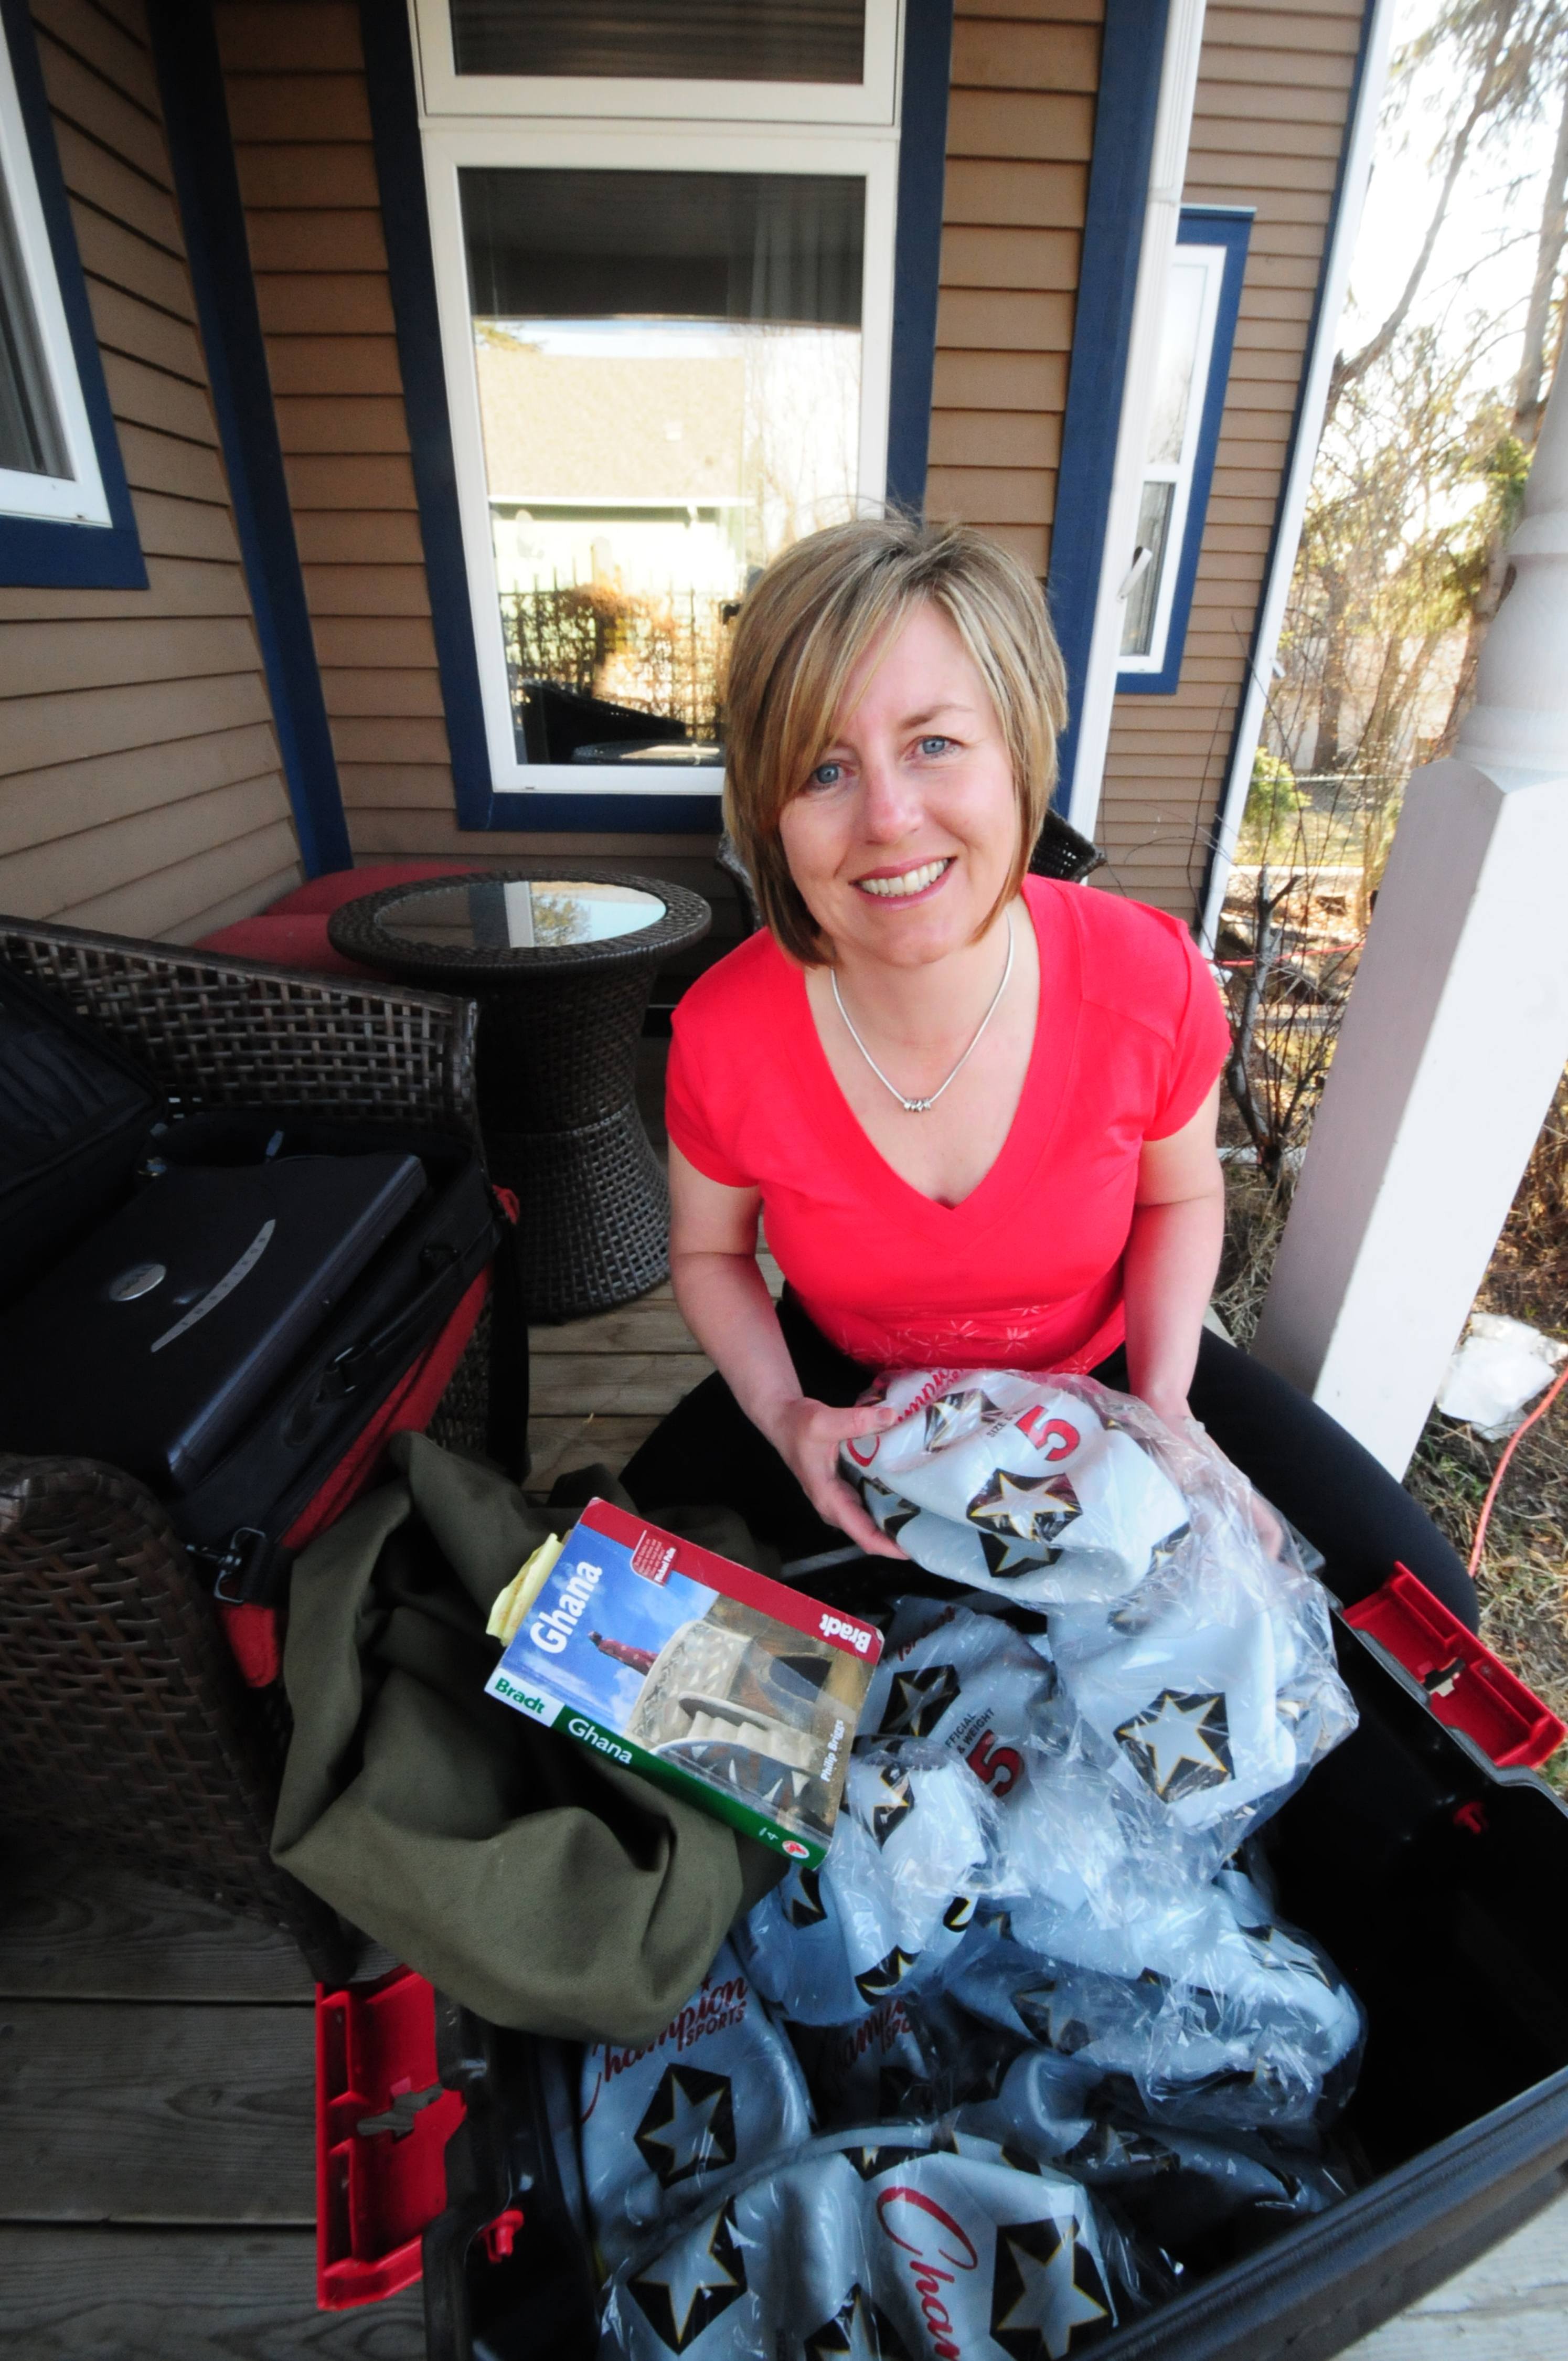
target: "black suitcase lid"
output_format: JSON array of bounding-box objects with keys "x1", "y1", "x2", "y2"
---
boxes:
[{"x1": 0, "y1": 1149, "x2": 427, "y2": 1491}]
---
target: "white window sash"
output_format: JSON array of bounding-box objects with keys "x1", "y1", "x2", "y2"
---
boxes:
[
  {"x1": 1118, "y1": 241, "x2": 1228, "y2": 678},
  {"x1": 0, "y1": 25, "x2": 111, "y2": 528},
  {"x1": 421, "y1": 120, "x2": 897, "y2": 796},
  {"x1": 412, "y1": 0, "x2": 900, "y2": 127}
]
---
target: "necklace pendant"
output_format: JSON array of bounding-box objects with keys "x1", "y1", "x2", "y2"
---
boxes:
[{"x1": 903, "y1": 1096, "x2": 935, "y2": 1114}]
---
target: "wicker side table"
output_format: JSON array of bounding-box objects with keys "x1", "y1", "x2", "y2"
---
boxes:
[{"x1": 331, "y1": 869, "x2": 710, "y2": 1321}]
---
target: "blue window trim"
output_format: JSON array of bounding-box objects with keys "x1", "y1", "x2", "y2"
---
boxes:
[
  {"x1": 886, "y1": 0, "x2": 953, "y2": 516},
  {"x1": 360, "y1": 0, "x2": 952, "y2": 834},
  {"x1": 0, "y1": 0, "x2": 144, "y2": 589},
  {"x1": 1116, "y1": 206, "x2": 1252, "y2": 697},
  {"x1": 1046, "y1": 0, "x2": 1169, "y2": 815},
  {"x1": 147, "y1": 0, "x2": 351, "y2": 879}
]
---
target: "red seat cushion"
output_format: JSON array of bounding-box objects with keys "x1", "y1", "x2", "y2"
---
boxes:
[
  {"x1": 193, "y1": 913, "x2": 383, "y2": 980},
  {"x1": 264, "y1": 860, "x2": 473, "y2": 918}
]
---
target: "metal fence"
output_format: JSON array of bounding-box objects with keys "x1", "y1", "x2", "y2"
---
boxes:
[{"x1": 498, "y1": 585, "x2": 726, "y2": 741}]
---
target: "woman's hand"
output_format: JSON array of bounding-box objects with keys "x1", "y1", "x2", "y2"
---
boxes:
[{"x1": 759, "y1": 1395, "x2": 910, "y2": 1560}]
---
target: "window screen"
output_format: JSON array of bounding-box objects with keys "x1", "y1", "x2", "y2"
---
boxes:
[
  {"x1": 1121, "y1": 256, "x2": 1210, "y2": 663},
  {"x1": 0, "y1": 159, "x2": 67, "y2": 481},
  {"x1": 460, "y1": 167, "x2": 865, "y2": 766},
  {"x1": 449, "y1": 0, "x2": 865, "y2": 84}
]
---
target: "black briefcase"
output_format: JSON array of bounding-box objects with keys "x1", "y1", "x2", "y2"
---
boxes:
[
  {"x1": 0, "y1": 1147, "x2": 429, "y2": 1491},
  {"x1": 0, "y1": 957, "x2": 513, "y2": 1607}
]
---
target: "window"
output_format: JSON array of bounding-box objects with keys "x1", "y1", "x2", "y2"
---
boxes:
[
  {"x1": 0, "y1": 0, "x2": 141, "y2": 584},
  {"x1": 414, "y1": 0, "x2": 898, "y2": 121},
  {"x1": 414, "y1": 1, "x2": 897, "y2": 800},
  {"x1": 0, "y1": 12, "x2": 107, "y2": 525},
  {"x1": 1117, "y1": 207, "x2": 1250, "y2": 697}
]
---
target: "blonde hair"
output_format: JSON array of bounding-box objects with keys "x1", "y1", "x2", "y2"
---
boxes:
[{"x1": 722, "y1": 517, "x2": 1069, "y2": 964}]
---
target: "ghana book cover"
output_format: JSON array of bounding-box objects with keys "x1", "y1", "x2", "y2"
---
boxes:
[{"x1": 485, "y1": 1498, "x2": 882, "y2": 1867}]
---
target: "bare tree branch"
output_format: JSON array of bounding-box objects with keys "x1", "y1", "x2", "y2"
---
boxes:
[{"x1": 1329, "y1": 0, "x2": 1522, "y2": 414}]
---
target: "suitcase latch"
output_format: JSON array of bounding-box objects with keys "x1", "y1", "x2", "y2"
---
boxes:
[{"x1": 195, "y1": 1526, "x2": 278, "y2": 1604}]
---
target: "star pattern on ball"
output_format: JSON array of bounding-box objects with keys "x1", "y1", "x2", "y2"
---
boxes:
[
  {"x1": 805, "y1": 2280, "x2": 913, "y2": 2361},
  {"x1": 1113, "y1": 1687, "x2": 1234, "y2": 1803},
  {"x1": 626, "y1": 2200, "x2": 748, "y2": 2352},
  {"x1": 839, "y1": 2142, "x2": 929, "y2": 2183},
  {"x1": 922, "y1": 1389, "x2": 996, "y2": 1451},
  {"x1": 967, "y1": 1467, "x2": 1082, "y2": 1547},
  {"x1": 854, "y1": 1943, "x2": 921, "y2": 2003},
  {"x1": 881, "y1": 1662, "x2": 962, "y2": 1740},
  {"x1": 633, "y1": 2064, "x2": 737, "y2": 2189},
  {"x1": 850, "y1": 1474, "x2": 919, "y2": 1541},
  {"x1": 1013, "y1": 1981, "x2": 1094, "y2": 2058},
  {"x1": 1063, "y1": 2119, "x2": 1178, "y2": 2181},
  {"x1": 868, "y1": 1768, "x2": 915, "y2": 1847},
  {"x1": 784, "y1": 1865, "x2": 828, "y2": 1927},
  {"x1": 989, "y1": 2215, "x2": 1112, "y2": 2360}
]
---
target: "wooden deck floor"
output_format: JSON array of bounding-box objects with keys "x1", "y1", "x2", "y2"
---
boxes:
[{"x1": 2, "y1": 1264, "x2": 1563, "y2": 2356}]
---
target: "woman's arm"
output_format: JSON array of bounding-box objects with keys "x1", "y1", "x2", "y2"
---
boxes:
[
  {"x1": 1121, "y1": 1082, "x2": 1226, "y2": 1424},
  {"x1": 668, "y1": 1145, "x2": 906, "y2": 1557}
]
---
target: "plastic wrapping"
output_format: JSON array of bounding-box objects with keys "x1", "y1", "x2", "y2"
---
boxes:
[
  {"x1": 579, "y1": 1943, "x2": 812, "y2": 2273},
  {"x1": 948, "y1": 1867, "x2": 1364, "y2": 2134},
  {"x1": 958, "y1": 2050, "x2": 1354, "y2": 2252},
  {"x1": 735, "y1": 1747, "x2": 1006, "y2": 2026},
  {"x1": 586, "y1": 1376, "x2": 1367, "y2": 2348},
  {"x1": 844, "y1": 1371, "x2": 1358, "y2": 1858},
  {"x1": 843, "y1": 1370, "x2": 1191, "y2": 1602},
  {"x1": 863, "y1": 1602, "x2": 1058, "y2": 1800},
  {"x1": 599, "y1": 2123, "x2": 1139, "y2": 2361}
]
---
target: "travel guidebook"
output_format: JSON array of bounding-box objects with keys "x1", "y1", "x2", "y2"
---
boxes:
[{"x1": 485, "y1": 1498, "x2": 882, "y2": 1867}]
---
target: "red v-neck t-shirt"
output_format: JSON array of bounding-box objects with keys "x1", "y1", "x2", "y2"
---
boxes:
[{"x1": 666, "y1": 875, "x2": 1230, "y2": 1375}]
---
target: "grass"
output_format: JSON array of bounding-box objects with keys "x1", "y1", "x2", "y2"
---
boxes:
[{"x1": 1217, "y1": 1073, "x2": 1568, "y2": 1794}]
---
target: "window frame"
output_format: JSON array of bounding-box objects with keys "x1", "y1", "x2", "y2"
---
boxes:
[
  {"x1": 0, "y1": 0, "x2": 143, "y2": 587},
  {"x1": 1116, "y1": 205, "x2": 1251, "y2": 698},
  {"x1": 412, "y1": 0, "x2": 900, "y2": 126},
  {"x1": 418, "y1": 115, "x2": 898, "y2": 801}
]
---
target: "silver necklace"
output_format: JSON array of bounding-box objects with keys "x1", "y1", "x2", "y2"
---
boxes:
[{"x1": 830, "y1": 909, "x2": 1015, "y2": 1115}]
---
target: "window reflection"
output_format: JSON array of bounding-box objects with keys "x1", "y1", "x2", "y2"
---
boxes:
[{"x1": 461, "y1": 168, "x2": 864, "y2": 765}]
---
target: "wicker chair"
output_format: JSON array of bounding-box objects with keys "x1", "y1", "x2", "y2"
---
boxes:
[
  {"x1": 0, "y1": 914, "x2": 488, "y2": 1980},
  {"x1": 716, "y1": 810, "x2": 1105, "y2": 930}
]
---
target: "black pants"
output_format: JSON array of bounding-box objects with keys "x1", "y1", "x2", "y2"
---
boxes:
[{"x1": 620, "y1": 1291, "x2": 1479, "y2": 1631}]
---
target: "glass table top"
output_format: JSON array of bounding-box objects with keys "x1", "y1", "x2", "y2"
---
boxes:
[{"x1": 375, "y1": 877, "x2": 668, "y2": 952}]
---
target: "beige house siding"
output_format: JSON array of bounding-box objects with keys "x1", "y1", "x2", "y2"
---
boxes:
[
  {"x1": 215, "y1": 0, "x2": 726, "y2": 925},
  {"x1": 1095, "y1": 0, "x2": 1363, "y2": 918},
  {"x1": 926, "y1": 0, "x2": 1101, "y2": 581},
  {"x1": 215, "y1": 0, "x2": 451, "y2": 858},
  {"x1": 0, "y1": 0, "x2": 299, "y2": 941}
]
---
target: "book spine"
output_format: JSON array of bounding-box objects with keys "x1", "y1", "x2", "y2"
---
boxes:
[{"x1": 484, "y1": 1666, "x2": 826, "y2": 1868}]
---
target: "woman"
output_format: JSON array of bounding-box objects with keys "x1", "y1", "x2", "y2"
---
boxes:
[{"x1": 621, "y1": 519, "x2": 1477, "y2": 1630}]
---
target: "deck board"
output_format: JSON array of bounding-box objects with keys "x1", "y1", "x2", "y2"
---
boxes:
[
  {"x1": 0, "y1": 1849, "x2": 311, "y2": 2004},
  {"x1": 529, "y1": 1350, "x2": 713, "y2": 1416},
  {"x1": 523, "y1": 1249, "x2": 780, "y2": 1491},
  {"x1": 0, "y1": 2226, "x2": 425, "y2": 2358},
  {"x1": 0, "y1": 1999, "x2": 315, "y2": 2224},
  {"x1": 1338, "y1": 2190, "x2": 1568, "y2": 2358}
]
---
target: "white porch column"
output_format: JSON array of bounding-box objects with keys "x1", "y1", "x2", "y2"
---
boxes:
[{"x1": 1251, "y1": 361, "x2": 1568, "y2": 1476}]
